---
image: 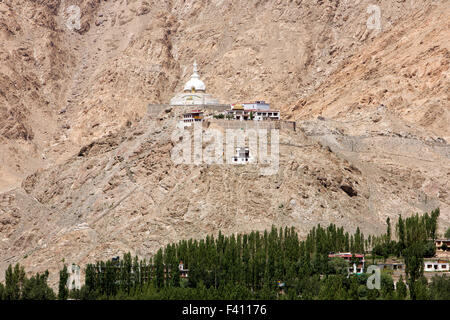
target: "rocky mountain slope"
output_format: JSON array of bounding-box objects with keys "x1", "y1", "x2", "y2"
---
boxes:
[
  {"x1": 1, "y1": 106, "x2": 448, "y2": 287},
  {"x1": 1, "y1": 0, "x2": 443, "y2": 190},
  {"x1": 0, "y1": 0, "x2": 449, "y2": 287},
  {"x1": 287, "y1": 1, "x2": 450, "y2": 140}
]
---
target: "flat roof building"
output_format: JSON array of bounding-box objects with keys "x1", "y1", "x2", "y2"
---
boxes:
[
  {"x1": 424, "y1": 260, "x2": 449, "y2": 272},
  {"x1": 328, "y1": 252, "x2": 365, "y2": 274},
  {"x1": 182, "y1": 110, "x2": 204, "y2": 127}
]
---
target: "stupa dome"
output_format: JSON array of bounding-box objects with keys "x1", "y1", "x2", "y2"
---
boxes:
[
  {"x1": 170, "y1": 60, "x2": 219, "y2": 106},
  {"x1": 183, "y1": 61, "x2": 206, "y2": 92}
]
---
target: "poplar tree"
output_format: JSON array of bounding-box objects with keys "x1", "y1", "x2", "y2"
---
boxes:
[{"x1": 58, "y1": 265, "x2": 69, "y2": 300}]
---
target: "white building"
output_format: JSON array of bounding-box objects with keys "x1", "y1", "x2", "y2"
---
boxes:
[
  {"x1": 252, "y1": 110, "x2": 280, "y2": 121},
  {"x1": 424, "y1": 261, "x2": 449, "y2": 272},
  {"x1": 225, "y1": 104, "x2": 280, "y2": 121},
  {"x1": 182, "y1": 110, "x2": 204, "y2": 127},
  {"x1": 170, "y1": 61, "x2": 220, "y2": 106},
  {"x1": 241, "y1": 101, "x2": 270, "y2": 111},
  {"x1": 328, "y1": 253, "x2": 365, "y2": 274},
  {"x1": 179, "y1": 261, "x2": 189, "y2": 278}
]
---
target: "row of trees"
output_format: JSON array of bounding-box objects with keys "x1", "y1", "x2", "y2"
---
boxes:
[
  {"x1": 370, "y1": 209, "x2": 442, "y2": 299},
  {"x1": 70, "y1": 209, "x2": 448, "y2": 300},
  {"x1": 77, "y1": 223, "x2": 370, "y2": 299},
  {"x1": 0, "y1": 264, "x2": 55, "y2": 300},
  {"x1": 1, "y1": 209, "x2": 449, "y2": 300}
]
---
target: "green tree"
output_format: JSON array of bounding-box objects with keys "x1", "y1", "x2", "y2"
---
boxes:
[
  {"x1": 380, "y1": 273, "x2": 395, "y2": 299},
  {"x1": 429, "y1": 275, "x2": 450, "y2": 300},
  {"x1": 395, "y1": 215, "x2": 406, "y2": 256},
  {"x1": 154, "y1": 249, "x2": 165, "y2": 288},
  {"x1": 22, "y1": 271, "x2": 55, "y2": 300},
  {"x1": 414, "y1": 277, "x2": 429, "y2": 300},
  {"x1": 396, "y1": 275, "x2": 407, "y2": 300},
  {"x1": 404, "y1": 243, "x2": 425, "y2": 300},
  {"x1": 386, "y1": 217, "x2": 391, "y2": 242},
  {"x1": 58, "y1": 265, "x2": 69, "y2": 300},
  {"x1": 4, "y1": 264, "x2": 25, "y2": 300},
  {"x1": 84, "y1": 263, "x2": 98, "y2": 299},
  {"x1": 328, "y1": 258, "x2": 348, "y2": 276},
  {"x1": 0, "y1": 282, "x2": 4, "y2": 300}
]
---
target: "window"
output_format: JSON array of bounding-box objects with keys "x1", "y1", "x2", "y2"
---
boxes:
[{"x1": 427, "y1": 265, "x2": 432, "y2": 268}]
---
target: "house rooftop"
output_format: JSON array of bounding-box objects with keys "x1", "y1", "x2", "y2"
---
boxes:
[{"x1": 328, "y1": 252, "x2": 365, "y2": 258}]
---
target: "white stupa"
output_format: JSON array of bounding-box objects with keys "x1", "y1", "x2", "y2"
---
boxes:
[{"x1": 170, "y1": 61, "x2": 220, "y2": 106}]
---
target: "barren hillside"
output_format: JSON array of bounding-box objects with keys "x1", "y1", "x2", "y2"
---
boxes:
[
  {"x1": 1, "y1": 105, "x2": 449, "y2": 287},
  {"x1": 287, "y1": 1, "x2": 450, "y2": 139},
  {"x1": 1, "y1": 0, "x2": 441, "y2": 190},
  {"x1": 0, "y1": 0, "x2": 449, "y2": 288}
]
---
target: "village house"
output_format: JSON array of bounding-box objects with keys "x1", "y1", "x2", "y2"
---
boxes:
[
  {"x1": 225, "y1": 102, "x2": 280, "y2": 121},
  {"x1": 424, "y1": 260, "x2": 449, "y2": 272},
  {"x1": 179, "y1": 261, "x2": 189, "y2": 278},
  {"x1": 435, "y1": 239, "x2": 450, "y2": 251},
  {"x1": 328, "y1": 252, "x2": 365, "y2": 274},
  {"x1": 242, "y1": 101, "x2": 270, "y2": 110},
  {"x1": 376, "y1": 262, "x2": 405, "y2": 271},
  {"x1": 182, "y1": 110, "x2": 204, "y2": 127}
]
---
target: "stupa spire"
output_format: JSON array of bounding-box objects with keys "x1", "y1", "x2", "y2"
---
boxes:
[
  {"x1": 191, "y1": 60, "x2": 200, "y2": 79},
  {"x1": 193, "y1": 60, "x2": 198, "y2": 73}
]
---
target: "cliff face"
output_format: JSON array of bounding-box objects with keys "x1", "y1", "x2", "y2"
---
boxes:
[
  {"x1": 0, "y1": 0, "x2": 72, "y2": 192},
  {"x1": 287, "y1": 2, "x2": 450, "y2": 140},
  {"x1": 0, "y1": 0, "x2": 449, "y2": 288}
]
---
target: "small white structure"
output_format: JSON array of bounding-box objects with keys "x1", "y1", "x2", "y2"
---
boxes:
[
  {"x1": 241, "y1": 101, "x2": 270, "y2": 111},
  {"x1": 179, "y1": 261, "x2": 189, "y2": 278},
  {"x1": 328, "y1": 253, "x2": 365, "y2": 274},
  {"x1": 225, "y1": 103, "x2": 280, "y2": 121},
  {"x1": 170, "y1": 61, "x2": 220, "y2": 106},
  {"x1": 67, "y1": 264, "x2": 81, "y2": 290},
  {"x1": 182, "y1": 110, "x2": 204, "y2": 127},
  {"x1": 252, "y1": 110, "x2": 280, "y2": 121},
  {"x1": 231, "y1": 147, "x2": 253, "y2": 164},
  {"x1": 424, "y1": 261, "x2": 449, "y2": 272}
]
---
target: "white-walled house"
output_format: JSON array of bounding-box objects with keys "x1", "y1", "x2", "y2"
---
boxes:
[
  {"x1": 424, "y1": 261, "x2": 449, "y2": 272},
  {"x1": 252, "y1": 110, "x2": 280, "y2": 121},
  {"x1": 241, "y1": 101, "x2": 270, "y2": 111},
  {"x1": 182, "y1": 110, "x2": 204, "y2": 127},
  {"x1": 225, "y1": 103, "x2": 280, "y2": 121}
]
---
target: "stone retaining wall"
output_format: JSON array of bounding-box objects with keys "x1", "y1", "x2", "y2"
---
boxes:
[{"x1": 205, "y1": 119, "x2": 296, "y2": 131}]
